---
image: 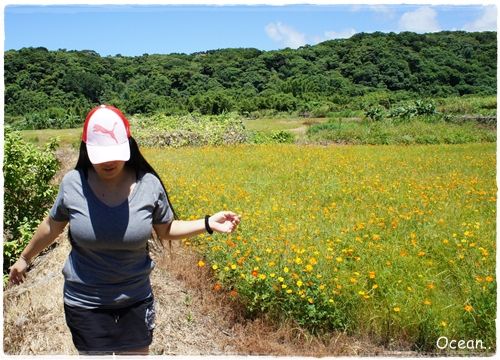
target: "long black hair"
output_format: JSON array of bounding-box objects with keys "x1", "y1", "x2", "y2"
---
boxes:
[{"x1": 75, "y1": 137, "x2": 177, "y2": 221}]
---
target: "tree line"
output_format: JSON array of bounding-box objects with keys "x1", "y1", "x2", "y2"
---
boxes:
[{"x1": 4, "y1": 30, "x2": 497, "y2": 124}]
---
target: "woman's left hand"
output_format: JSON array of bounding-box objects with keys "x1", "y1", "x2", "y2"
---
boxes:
[{"x1": 209, "y1": 212, "x2": 242, "y2": 234}]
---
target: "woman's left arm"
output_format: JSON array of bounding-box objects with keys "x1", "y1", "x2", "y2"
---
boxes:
[{"x1": 154, "y1": 211, "x2": 241, "y2": 241}]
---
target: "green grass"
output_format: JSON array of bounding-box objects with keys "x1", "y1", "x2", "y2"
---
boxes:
[
  {"x1": 20, "y1": 128, "x2": 82, "y2": 149},
  {"x1": 306, "y1": 119, "x2": 496, "y2": 145},
  {"x1": 243, "y1": 117, "x2": 327, "y2": 133}
]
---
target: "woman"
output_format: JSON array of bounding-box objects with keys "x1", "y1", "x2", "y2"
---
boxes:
[{"x1": 8, "y1": 105, "x2": 241, "y2": 355}]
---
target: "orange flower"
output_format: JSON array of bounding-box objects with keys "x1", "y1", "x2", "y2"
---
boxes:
[
  {"x1": 251, "y1": 270, "x2": 258, "y2": 277},
  {"x1": 231, "y1": 289, "x2": 238, "y2": 296},
  {"x1": 465, "y1": 305, "x2": 473, "y2": 312},
  {"x1": 214, "y1": 284, "x2": 221, "y2": 291}
]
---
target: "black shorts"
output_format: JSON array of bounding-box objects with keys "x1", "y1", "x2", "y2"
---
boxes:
[{"x1": 64, "y1": 296, "x2": 155, "y2": 355}]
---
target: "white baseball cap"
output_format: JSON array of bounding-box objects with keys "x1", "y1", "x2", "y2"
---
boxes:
[{"x1": 82, "y1": 105, "x2": 131, "y2": 164}]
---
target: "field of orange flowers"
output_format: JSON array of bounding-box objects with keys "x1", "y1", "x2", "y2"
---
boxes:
[{"x1": 144, "y1": 142, "x2": 496, "y2": 353}]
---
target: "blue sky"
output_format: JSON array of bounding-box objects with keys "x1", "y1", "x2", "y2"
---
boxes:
[{"x1": 3, "y1": 1, "x2": 498, "y2": 57}]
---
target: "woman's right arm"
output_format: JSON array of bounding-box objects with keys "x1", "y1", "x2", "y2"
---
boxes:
[{"x1": 8, "y1": 215, "x2": 68, "y2": 286}]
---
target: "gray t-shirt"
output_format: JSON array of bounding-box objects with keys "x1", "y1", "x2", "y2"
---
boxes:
[{"x1": 50, "y1": 169, "x2": 173, "y2": 309}]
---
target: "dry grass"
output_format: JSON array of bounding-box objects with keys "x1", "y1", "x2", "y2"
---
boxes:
[{"x1": 3, "y1": 144, "x2": 412, "y2": 357}]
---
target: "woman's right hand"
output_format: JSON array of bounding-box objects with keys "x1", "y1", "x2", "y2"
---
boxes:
[{"x1": 8, "y1": 258, "x2": 29, "y2": 286}]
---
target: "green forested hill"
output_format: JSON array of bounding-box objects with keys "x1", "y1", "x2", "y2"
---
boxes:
[{"x1": 4, "y1": 31, "x2": 497, "y2": 122}]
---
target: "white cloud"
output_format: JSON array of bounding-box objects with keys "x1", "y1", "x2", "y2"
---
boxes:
[
  {"x1": 324, "y1": 28, "x2": 357, "y2": 40},
  {"x1": 264, "y1": 22, "x2": 307, "y2": 49},
  {"x1": 462, "y1": 5, "x2": 497, "y2": 31},
  {"x1": 398, "y1": 6, "x2": 441, "y2": 33},
  {"x1": 370, "y1": 5, "x2": 397, "y2": 20}
]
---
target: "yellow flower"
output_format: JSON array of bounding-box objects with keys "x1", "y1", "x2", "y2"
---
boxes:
[
  {"x1": 336, "y1": 257, "x2": 343, "y2": 262},
  {"x1": 297, "y1": 280, "x2": 303, "y2": 287},
  {"x1": 465, "y1": 305, "x2": 473, "y2": 312},
  {"x1": 270, "y1": 273, "x2": 276, "y2": 278},
  {"x1": 372, "y1": 284, "x2": 379, "y2": 289},
  {"x1": 350, "y1": 278, "x2": 357, "y2": 283},
  {"x1": 486, "y1": 276, "x2": 494, "y2": 282},
  {"x1": 284, "y1": 267, "x2": 289, "y2": 273},
  {"x1": 393, "y1": 307, "x2": 400, "y2": 312},
  {"x1": 231, "y1": 264, "x2": 237, "y2": 270},
  {"x1": 286, "y1": 289, "x2": 292, "y2": 294},
  {"x1": 212, "y1": 264, "x2": 218, "y2": 270},
  {"x1": 309, "y1": 258, "x2": 317, "y2": 265},
  {"x1": 308, "y1": 298, "x2": 314, "y2": 304},
  {"x1": 441, "y1": 321, "x2": 447, "y2": 327},
  {"x1": 424, "y1": 300, "x2": 431, "y2": 305},
  {"x1": 198, "y1": 260, "x2": 205, "y2": 267},
  {"x1": 278, "y1": 277, "x2": 284, "y2": 282},
  {"x1": 369, "y1": 271, "x2": 376, "y2": 279}
]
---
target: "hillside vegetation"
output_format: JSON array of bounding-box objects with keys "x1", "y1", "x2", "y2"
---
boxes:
[{"x1": 4, "y1": 31, "x2": 497, "y2": 127}]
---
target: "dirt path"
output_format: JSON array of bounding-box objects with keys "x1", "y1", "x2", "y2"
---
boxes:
[{"x1": 3, "y1": 237, "x2": 239, "y2": 355}]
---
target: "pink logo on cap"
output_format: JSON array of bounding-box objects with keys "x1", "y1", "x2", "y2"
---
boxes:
[{"x1": 93, "y1": 122, "x2": 118, "y2": 143}]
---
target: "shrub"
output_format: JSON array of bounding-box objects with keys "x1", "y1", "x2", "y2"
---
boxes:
[
  {"x1": 364, "y1": 105, "x2": 386, "y2": 122},
  {"x1": 269, "y1": 130, "x2": 295, "y2": 144},
  {"x1": 13, "y1": 110, "x2": 83, "y2": 131},
  {"x1": 3, "y1": 128, "x2": 60, "y2": 275},
  {"x1": 132, "y1": 112, "x2": 248, "y2": 148}
]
